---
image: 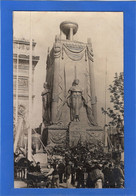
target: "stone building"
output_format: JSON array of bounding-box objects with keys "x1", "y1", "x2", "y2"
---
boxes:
[{"x1": 13, "y1": 38, "x2": 39, "y2": 146}]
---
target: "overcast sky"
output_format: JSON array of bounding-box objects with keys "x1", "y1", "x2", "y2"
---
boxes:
[{"x1": 13, "y1": 11, "x2": 123, "y2": 128}]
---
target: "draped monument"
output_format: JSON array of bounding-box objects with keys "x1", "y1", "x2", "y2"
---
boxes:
[{"x1": 41, "y1": 21, "x2": 103, "y2": 146}]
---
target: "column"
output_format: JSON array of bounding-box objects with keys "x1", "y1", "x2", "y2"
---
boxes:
[
  {"x1": 51, "y1": 41, "x2": 61, "y2": 123},
  {"x1": 87, "y1": 39, "x2": 97, "y2": 123},
  {"x1": 68, "y1": 27, "x2": 73, "y2": 41}
]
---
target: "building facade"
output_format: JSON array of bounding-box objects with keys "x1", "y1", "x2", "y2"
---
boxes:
[{"x1": 13, "y1": 38, "x2": 39, "y2": 148}]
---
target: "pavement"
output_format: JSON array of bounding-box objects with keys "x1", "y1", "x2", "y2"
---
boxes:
[
  {"x1": 14, "y1": 179, "x2": 75, "y2": 188},
  {"x1": 14, "y1": 180, "x2": 27, "y2": 188}
]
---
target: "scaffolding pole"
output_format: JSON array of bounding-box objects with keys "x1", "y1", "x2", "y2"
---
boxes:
[
  {"x1": 104, "y1": 57, "x2": 108, "y2": 147},
  {"x1": 15, "y1": 44, "x2": 19, "y2": 127},
  {"x1": 28, "y1": 12, "x2": 33, "y2": 161}
]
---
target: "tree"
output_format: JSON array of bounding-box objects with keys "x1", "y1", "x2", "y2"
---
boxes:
[{"x1": 102, "y1": 72, "x2": 124, "y2": 127}]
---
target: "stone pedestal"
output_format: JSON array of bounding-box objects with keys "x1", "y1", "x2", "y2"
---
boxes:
[
  {"x1": 69, "y1": 121, "x2": 104, "y2": 147},
  {"x1": 42, "y1": 124, "x2": 68, "y2": 147},
  {"x1": 86, "y1": 126, "x2": 104, "y2": 144},
  {"x1": 69, "y1": 122, "x2": 86, "y2": 146},
  {"x1": 42, "y1": 122, "x2": 104, "y2": 147}
]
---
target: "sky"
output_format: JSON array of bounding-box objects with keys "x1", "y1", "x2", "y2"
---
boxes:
[{"x1": 13, "y1": 11, "x2": 123, "y2": 128}]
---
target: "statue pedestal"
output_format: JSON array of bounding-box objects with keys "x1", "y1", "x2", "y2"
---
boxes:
[
  {"x1": 69, "y1": 121, "x2": 86, "y2": 146},
  {"x1": 69, "y1": 121, "x2": 104, "y2": 147},
  {"x1": 42, "y1": 123, "x2": 104, "y2": 147},
  {"x1": 86, "y1": 126, "x2": 104, "y2": 144},
  {"x1": 42, "y1": 124, "x2": 68, "y2": 147}
]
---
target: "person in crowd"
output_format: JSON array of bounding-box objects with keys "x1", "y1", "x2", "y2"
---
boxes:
[
  {"x1": 51, "y1": 163, "x2": 60, "y2": 188},
  {"x1": 90, "y1": 163, "x2": 104, "y2": 188},
  {"x1": 102, "y1": 162, "x2": 110, "y2": 188},
  {"x1": 46, "y1": 163, "x2": 59, "y2": 188},
  {"x1": 35, "y1": 162, "x2": 41, "y2": 173},
  {"x1": 113, "y1": 162, "x2": 124, "y2": 188},
  {"x1": 76, "y1": 163, "x2": 85, "y2": 188},
  {"x1": 94, "y1": 164, "x2": 104, "y2": 188},
  {"x1": 86, "y1": 162, "x2": 94, "y2": 188},
  {"x1": 71, "y1": 163, "x2": 76, "y2": 186},
  {"x1": 108, "y1": 163, "x2": 115, "y2": 188},
  {"x1": 65, "y1": 161, "x2": 72, "y2": 188},
  {"x1": 45, "y1": 164, "x2": 54, "y2": 177},
  {"x1": 28, "y1": 161, "x2": 35, "y2": 173},
  {"x1": 58, "y1": 160, "x2": 65, "y2": 183}
]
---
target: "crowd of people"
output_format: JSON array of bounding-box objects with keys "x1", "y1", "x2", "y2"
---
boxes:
[
  {"x1": 44, "y1": 158, "x2": 124, "y2": 188},
  {"x1": 27, "y1": 157, "x2": 124, "y2": 188},
  {"x1": 15, "y1": 141, "x2": 124, "y2": 188}
]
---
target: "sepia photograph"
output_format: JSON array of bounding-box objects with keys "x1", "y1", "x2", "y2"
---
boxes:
[{"x1": 13, "y1": 11, "x2": 124, "y2": 188}]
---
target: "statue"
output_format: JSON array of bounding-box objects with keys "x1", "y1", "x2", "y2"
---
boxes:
[
  {"x1": 67, "y1": 79, "x2": 97, "y2": 125},
  {"x1": 67, "y1": 79, "x2": 83, "y2": 122},
  {"x1": 41, "y1": 82, "x2": 51, "y2": 125}
]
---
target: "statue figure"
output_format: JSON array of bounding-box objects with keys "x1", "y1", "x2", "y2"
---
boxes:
[
  {"x1": 67, "y1": 79, "x2": 97, "y2": 125},
  {"x1": 41, "y1": 82, "x2": 51, "y2": 125},
  {"x1": 67, "y1": 79, "x2": 83, "y2": 122}
]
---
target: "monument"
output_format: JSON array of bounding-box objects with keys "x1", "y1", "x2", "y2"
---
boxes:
[{"x1": 41, "y1": 21, "x2": 104, "y2": 147}]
